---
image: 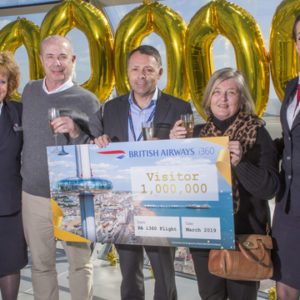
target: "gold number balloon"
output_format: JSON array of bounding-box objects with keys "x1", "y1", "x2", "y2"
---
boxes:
[
  {"x1": 269, "y1": 0, "x2": 300, "y2": 101},
  {"x1": 40, "y1": 0, "x2": 114, "y2": 103},
  {"x1": 0, "y1": 17, "x2": 43, "y2": 99},
  {"x1": 186, "y1": 0, "x2": 269, "y2": 118},
  {"x1": 114, "y1": 0, "x2": 189, "y2": 101}
]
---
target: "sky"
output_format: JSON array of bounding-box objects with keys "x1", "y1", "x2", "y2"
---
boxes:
[{"x1": 0, "y1": 0, "x2": 284, "y2": 116}]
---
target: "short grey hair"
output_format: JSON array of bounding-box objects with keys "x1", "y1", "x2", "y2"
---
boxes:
[{"x1": 202, "y1": 68, "x2": 255, "y2": 117}]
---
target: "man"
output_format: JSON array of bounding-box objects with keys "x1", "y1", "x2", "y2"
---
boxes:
[
  {"x1": 92, "y1": 45, "x2": 192, "y2": 300},
  {"x1": 21, "y1": 35, "x2": 100, "y2": 300}
]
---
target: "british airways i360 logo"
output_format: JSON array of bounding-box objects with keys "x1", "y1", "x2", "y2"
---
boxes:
[{"x1": 97, "y1": 150, "x2": 126, "y2": 159}]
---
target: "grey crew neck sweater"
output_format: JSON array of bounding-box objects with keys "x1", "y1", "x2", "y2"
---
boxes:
[{"x1": 21, "y1": 80, "x2": 100, "y2": 198}]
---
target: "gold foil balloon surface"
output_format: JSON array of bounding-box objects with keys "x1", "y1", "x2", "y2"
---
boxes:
[
  {"x1": 186, "y1": 0, "x2": 269, "y2": 118},
  {"x1": 0, "y1": 0, "x2": 295, "y2": 112},
  {"x1": 40, "y1": 0, "x2": 114, "y2": 103},
  {"x1": 114, "y1": 1, "x2": 189, "y2": 101},
  {"x1": 0, "y1": 18, "x2": 43, "y2": 100},
  {"x1": 269, "y1": 0, "x2": 300, "y2": 101}
]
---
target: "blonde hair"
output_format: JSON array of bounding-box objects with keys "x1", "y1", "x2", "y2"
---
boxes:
[
  {"x1": 0, "y1": 51, "x2": 20, "y2": 102},
  {"x1": 202, "y1": 68, "x2": 255, "y2": 117}
]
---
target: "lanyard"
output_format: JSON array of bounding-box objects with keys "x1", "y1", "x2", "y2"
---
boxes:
[{"x1": 128, "y1": 106, "x2": 155, "y2": 141}]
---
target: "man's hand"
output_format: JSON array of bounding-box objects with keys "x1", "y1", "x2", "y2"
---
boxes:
[
  {"x1": 93, "y1": 134, "x2": 111, "y2": 147},
  {"x1": 51, "y1": 116, "x2": 80, "y2": 139}
]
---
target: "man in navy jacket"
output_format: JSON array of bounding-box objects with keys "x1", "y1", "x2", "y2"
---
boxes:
[{"x1": 92, "y1": 45, "x2": 192, "y2": 300}]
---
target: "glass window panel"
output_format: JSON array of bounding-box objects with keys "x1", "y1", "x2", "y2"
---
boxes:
[
  {"x1": 0, "y1": 0, "x2": 286, "y2": 130},
  {"x1": 0, "y1": 0, "x2": 61, "y2": 8},
  {"x1": 66, "y1": 28, "x2": 91, "y2": 86}
]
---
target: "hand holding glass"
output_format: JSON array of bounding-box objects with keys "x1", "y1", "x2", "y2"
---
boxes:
[
  {"x1": 142, "y1": 121, "x2": 155, "y2": 140},
  {"x1": 48, "y1": 108, "x2": 60, "y2": 152},
  {"x1": 180, "y1": 113, "x2": 194, "y2": 138}
]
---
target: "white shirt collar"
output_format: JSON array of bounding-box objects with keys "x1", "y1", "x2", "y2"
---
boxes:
[
  {"x1": 42, "y1": 77, "x2": 74, "y2": 94},
  {"x1": 0, "y1": 101, "x2": 3, "y2": 116}
]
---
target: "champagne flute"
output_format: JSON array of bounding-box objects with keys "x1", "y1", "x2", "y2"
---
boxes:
[
  {"x1": 142, "y1": 121, "x2": 155, "y2": 140},
  {"x1": 180, "y1": 113, "x2": 194, "y2": 138},
  {"x1": 48, "y1": 107, "x2": 60, "y2": 152}
]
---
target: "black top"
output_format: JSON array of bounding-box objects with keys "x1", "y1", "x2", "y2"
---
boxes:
[{"x1": 194, "y1": 116, "x2": 280, "y2": 234}]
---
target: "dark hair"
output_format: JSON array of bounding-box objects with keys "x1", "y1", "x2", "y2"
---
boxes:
[
  {"x1": 292, "y1": 15, "x2": 300, "y2": 41},
  {"x1": 127, "y1": 45, "x2": 162, "y2": 67}
]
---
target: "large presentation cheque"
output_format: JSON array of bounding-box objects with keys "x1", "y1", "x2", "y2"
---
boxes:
[{"x1": 47, "y1": 137, "x2": 235, "y2": 249}]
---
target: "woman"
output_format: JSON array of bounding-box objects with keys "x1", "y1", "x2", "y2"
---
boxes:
[
  {"x1": 272, "y1": 14, "x2": 300, "y2": 300},
  {"x1": 0, "y1": 51, "x2": 27, "y2": 300},
  {"x1": 170, "y1": 68, "x2": 279, "y2": 300}
]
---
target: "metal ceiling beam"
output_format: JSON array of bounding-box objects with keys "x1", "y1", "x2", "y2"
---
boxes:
[
  {"x1": 0, "y1": 2, "x2": 60, "y2": 16},
  {"x1": 0, "y1": 0, "x2": 148, "y2": 17},
  {"x1": 91, "y1": 0, "x2": 144, "y2": 6}
]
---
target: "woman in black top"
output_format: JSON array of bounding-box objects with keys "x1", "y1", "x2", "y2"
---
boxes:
[
  {"x1": 170, "y1": 68, "x2": 279, "y2": 300},
  {"x1": 0, "y1": 51, "x2": 27, "y2": 300}
]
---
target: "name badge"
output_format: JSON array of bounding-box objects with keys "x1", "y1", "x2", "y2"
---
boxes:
[{"x1": 13, "y1": 123, "x2": 23, "y2": 132}]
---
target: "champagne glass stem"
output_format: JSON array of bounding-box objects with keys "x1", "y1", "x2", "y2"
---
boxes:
[{"x1": 54, "y1": 134, "x2": 58, "y2": 151}]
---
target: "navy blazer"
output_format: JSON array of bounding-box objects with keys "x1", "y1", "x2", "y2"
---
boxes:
[
  {"x1": 0, "y1": 101, "x2": 23, "y2": 215},
  {"x1": 277, "y1": 77, "x2": 300, "y2": 215},
  {"x1": 91, "y1": 90, "x2": 192, "y2": 141}
]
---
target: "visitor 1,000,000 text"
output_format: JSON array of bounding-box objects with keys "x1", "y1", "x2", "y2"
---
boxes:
[{"x1": 140, "y1": 183, "x2": 207, "y2": 195}]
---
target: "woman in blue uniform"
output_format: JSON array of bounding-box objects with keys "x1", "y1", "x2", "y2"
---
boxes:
[
  {"x1": 272, "y1": 14, "x2": 300, "y2": 300},
  {"x1": 0, "y1": 51, "x2": 27, "y2": 300}
]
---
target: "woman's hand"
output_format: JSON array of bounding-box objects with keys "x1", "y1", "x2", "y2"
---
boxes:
[
  {"x1": 228, "y1": 141, "x2": 243, "y2": 167},
  {"x1": 169, "y1": 120, "x2": 187, "y2": 139}
]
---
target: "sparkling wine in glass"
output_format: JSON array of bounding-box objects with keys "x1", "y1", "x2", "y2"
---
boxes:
[
  {"x1": 180, "y1": 113, "x2": 194, "y2": 138},
  {"x1": 48, "y1": 107, "x2": 60, "y2": 152},
  {"x1": 142, "y1": 121, "x2": 155, "y2": 140}
]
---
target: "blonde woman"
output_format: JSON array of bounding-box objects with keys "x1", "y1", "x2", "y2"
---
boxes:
[{"x1": 0, "y1": 51, "x2": 27, "y2": 300}]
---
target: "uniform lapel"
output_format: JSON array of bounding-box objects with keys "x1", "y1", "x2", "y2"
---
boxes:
[
  {"x1": 282, "y1": 78, "x2": 297, "y2": 133},
  {"x1": 288, "y1": 79, "x2": 300, "y2": 131},
  {"x1": 292, "y1": 112, "x2": 300, "y2": 131},
  {"x1": 153, "y1": 91, "x2": 171, "y2": 124},
  {"x1": 0, "y1": 104, "x2": 11, "y2": 148}
]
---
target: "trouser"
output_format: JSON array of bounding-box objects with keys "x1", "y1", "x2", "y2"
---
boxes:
[
  {"x1": 22, "y1": 191, "x2": 93, "y2": 300},
  {"x1": 190, "y1": 248, "x2": 259, "y2": 300},
  {"x1": 116, "y1": 244, "x2": 177, "y2": 300}
]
